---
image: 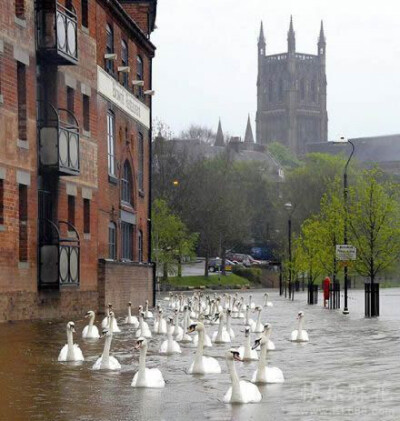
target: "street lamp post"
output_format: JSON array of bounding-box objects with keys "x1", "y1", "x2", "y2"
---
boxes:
[
  {"x1": 284, "y1": 202, "x2": 294, "y2": 301},
  {"x1": 343, "y1": 139, "x2": 355, "y2": 315}
]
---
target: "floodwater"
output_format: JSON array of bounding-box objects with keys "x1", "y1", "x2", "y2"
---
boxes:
[{"x1": 1, "y1": 289, "x2": 400, "y2": 421}]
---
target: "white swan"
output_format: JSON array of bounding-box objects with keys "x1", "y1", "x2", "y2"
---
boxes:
[
  {"x1": 248, "y1": 294, "x2": 256, "y2": 310},
  {"x1": 188, "y1": 322, "x2": 221, "y2": 374},
  {"x1": 223, "y1": 349, "x2": 262, "y2": 404},
  {"x1": 180, "y1": 306, "x2": 193, "y2": 343},
  {"x1": 82, "y1": 310, "x2": 100, "y2": 339},
  {"x1": 262, "y1": 323, "x2": 276, "y2": 351},
  {"x1": 251, "y1": 333, "x2": 284, "y2": 384},
  {"x1": 131, "y1": 338, "x2": 165, "y2": 388},
  {"x1": 125, "y1": 302, "x2": 139, "y2": 327},
  {"x1": 238, "y1": 327, "x2": 258, "y2": 361},
  {"x1": 101, "y1": 304, "x2": 121, "y2": 332},
  {"x1": 160, "y1": 319, "x2": 181, "y2": 355},
  {"x1": 290, "y1": 311, "x2": 309, "y2": 342},
  {"x1": 192, "y1": 314, "x2": 212, "y2": 347},
  {"x1": 143, "y1": 300, "x2": 153, "y2": 319},
  {"x1": 263, "y1": 292, "x2": 273, "y2": 308},
  {"x1": 92, "y1": 326, "x2": 121, "y2": 370},
  {"x1": 172, "y1": 309, "x2": 183, "y2": 341},
  {"x1": 251, "y1": 306, "x2": 264, "y2": 333},
  {"x1": 136, "y1": 311, "x2": 152, "y2": 338},
  {"x1": 58, "y1": 322, "x2": 84, "y2": 362},
  {"x1": 212, "y1": 312, "x2": 231, "y2": 343},
  {"x1": 243, "y1": 305, "x2": 256, "y2": 331},
  {"x1": 154, "y1": 309, "x2": 167, "y2": 334},
  {"x1": 225, "y1": 309, "x2": 235, "y2": 339}
]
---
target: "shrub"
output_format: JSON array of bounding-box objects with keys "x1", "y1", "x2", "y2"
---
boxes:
[{"x1": 232, "y1": 266, "x2": 262, "y2": 284}]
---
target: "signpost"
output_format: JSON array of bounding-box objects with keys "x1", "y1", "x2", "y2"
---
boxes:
[{"x1": 336, "y1": 245, "x2": 356, "y2": 261}]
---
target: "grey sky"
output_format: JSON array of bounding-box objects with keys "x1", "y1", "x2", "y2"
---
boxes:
[{"x1": 152, "y1": 0, "x2": 400, "y2": 141}]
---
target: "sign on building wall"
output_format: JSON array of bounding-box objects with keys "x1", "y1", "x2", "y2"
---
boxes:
[{"x1": 97, "y1": 66, "x2": 150, "y2": 129}]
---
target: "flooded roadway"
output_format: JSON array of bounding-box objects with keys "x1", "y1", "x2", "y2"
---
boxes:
[{"x1": 0, "y1": 289, "x2": 400, "y2": 421}]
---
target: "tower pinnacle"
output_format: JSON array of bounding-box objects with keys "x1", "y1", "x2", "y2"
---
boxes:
[
  {"x1": 244, "y1": 115, "x2": 255, "y2": 144},
  {"x1": 258, "y1": 21, "x2": 266, "y2": 55},
  {"x1": 287, "y1": 15, "x2": 296, "y2": 53},
  {"x1": 215, "y1": 119, "x2": 224, "y2": 146}
]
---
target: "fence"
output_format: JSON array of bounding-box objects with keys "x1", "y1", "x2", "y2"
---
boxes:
[
  {"x1": 307, "y1": 283, "x2": 318, "y2": 305},
  {"x1": 365, "y1": 283, "x2": 379, "y2": 317}
]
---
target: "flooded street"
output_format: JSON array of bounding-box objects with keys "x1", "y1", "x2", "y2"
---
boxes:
[{"x1": 1, "y1": 289, "x2": 400, "y2": 421}]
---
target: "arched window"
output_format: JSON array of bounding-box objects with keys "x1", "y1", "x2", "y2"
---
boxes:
[
  {"x1": 268, "y1": 80, "x2": 274, "y2": 102},
  {"x1": 278, "y1": 79, "x2": 284, "y2": 101},
  {"x1": 108, "y1": 222, "x2": 116, "y2": 259},
  {"x1": 105, "y1": 24, "x2": 114, "y2": 74},
  {"x1": 121, "y1": 40, "x2": 128, "y2": 88},
  {"x1": 121, "y1": 160, "x2": 133, "y2": 205},
  {"x1": 138, "y1": 230, "x2": 143, "y2": 262},
  {"x1": 136, "y1": 55, "x2": 143, "y2": 98},
  {"x1": 300, "y1": 78, "x2": 305, "y2": 100},
  {"x1": 311, "y1": 79, "x2": 317, "y2": 102}
]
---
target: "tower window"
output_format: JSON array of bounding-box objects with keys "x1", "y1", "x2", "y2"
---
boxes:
[
  {"x1": 278, "y1": 79, "x2": 284, "y2": 101},
  {"x1": 311, "y1": 79, "x2": 317, "y2": 102},
  {"x1": 300, "y1": 79, "x2": 305, "y2": 101},
  {"x1": 268, "y1": 80, "x2": 274, "y2": 102}
]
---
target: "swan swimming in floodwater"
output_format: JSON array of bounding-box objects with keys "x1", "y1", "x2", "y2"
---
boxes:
[
  {"x1": 154, "y1": 308, "x2": 167, "y2": 334},
  {"x1": 82, "y1": 310, "x2": 100, "y2": 339},
  {"x1": 101, "y1": 304, "x2": 121, "y2": 332},
  {"x1": 244, "y1": 305, "x2": 256, "y2": 331},
  {"x1": 212, "y1": 312, "x2": 231, "y2": 343},
  {"x1": 188, "y1": 322, "x2": 221, "y2": 374},
  {"x1": 172, "y1": 309, "x2": 183, "y2": 341},
  {"x1": 159, "y1": 318, "x2": 181, "y2": 355},
  {"x1": 92, "y1": 325, "x2": 121, "y2": 370},
  {"x1": 238, "y1": 327, "x2": 258, "y2": 361},
  {"x1": 131, "y1": 337, "x2": 165, "y2": 388},
  {"x1": 225, "y1": 309, "x2": 235, "y2": 339},
  {"x1": 263, "y1": 292, "x2": 273, "y2": 307},
  {"x1": 58, "y1": 322, "x2": 84, "y2": 362},
  {"x1": 251, "y1": 306, "x2": 264, "y2": 333},
  {"x1": 290, "y1": 311, "x2": 309, "y2": 342},
  {"x1": 251, "y1": 330, "x2": 284, "y2": 384},
  {"x1": 223, "y1": 349, "x2": 262, "y2": 404},
  {"x1": 136, "y1": 311, "x2": 152, "y2": 338},
  {"x1": 143, "y1": 300, "x2": 153, "y2": 319},
  {"x1": 125, "y1": 302, "x2": 139, "y2": 327}
]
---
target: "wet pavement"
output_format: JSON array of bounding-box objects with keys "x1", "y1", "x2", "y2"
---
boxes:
[{"x1": 0, "y1": 288, "x2": 400, "y2": 421}]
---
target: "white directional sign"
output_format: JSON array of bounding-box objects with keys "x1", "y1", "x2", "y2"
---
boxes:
[{"x1": 336, "y1": 245, "x2": 357, "y2": 261}]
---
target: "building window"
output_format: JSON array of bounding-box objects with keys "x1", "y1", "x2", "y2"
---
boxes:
[
  {"x1": 68, "y1": 195, "x2": 75, "y2": 227},
  {"x1": 138, "y1": 132, "x2": 144, "y2": 191},
  {"x1": 311, "y1": 79, "x2": 317, "y2": 102},
  {"x1": 15, "y1": 0, "x2": 25, "y2": 19},
  {"x1": 19, "y1": 185, "x2": 28, "y2": 262},
  {"x1": 268, "y1": 79, "x2": 274, "y2": 102},
  {"x1": 0, "y1": 180, "x2": 4, "y2": 225},
  {"x1": 136, "y1": 55, "x2": 143, "y2": 98},
  {"x1": 121, "y1": 161, "x2": 133, "y2": 205},
  {"x1": 138, "y1": 229, "x2": 143, "y2": 262},
  {"x1": 108, "y1": 222, "x2": 116, "y2": 259},
  {"x1": 278, "y1": 79, "x2": 284, "y2": 101},
  {"x1": 83, "y1": 198, "x2": 90, "y2": 234},
  {"x1": 121, "y1": 222, "x2": 133, "y2": 260},
  {"x1": 121, "y1": 40, "x2": 129, "y2": 89},
  {"x1": 300, "y1": 78, "x2": 305, "y2": 100},
  {"x1": 17, "y1": 62, "x2": 27, "y2": 141},
  {"x1": 83, "y1": 94, "x2": 90, "y2": 132},
  {"x1": 67, "y1": 87, "x2": 74, "y2": 123},
  {"x1": 105, "y1": 24, "x2": 114, "y2": 74},
  {"x1": 81, "y1": 0, "x2": 88, "y2": 28},
  {"x1": 107, "y1": 111, "x2": 116, "y2": 176}
]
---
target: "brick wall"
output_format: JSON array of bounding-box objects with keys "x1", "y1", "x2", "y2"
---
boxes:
[{"x1": 98, "y1": 259, "x2": 153, "y2": 313}]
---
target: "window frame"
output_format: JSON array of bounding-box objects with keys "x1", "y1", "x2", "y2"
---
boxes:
[
  {"x1": 138, "y1": 229, "x2": 143, "y2": 262},
  {"x1": 107, "y1": 110, "x2": 116, "y2": 177},
  {"x1": 105, "y1": 23, "x2": 114, "y2": 75},
  {"x1": 121, "y1": 160, "x2": 133, "y2": 206},
  {"x1": 138, "y1": 132, "x2": 144, "y2": 192},
  {"x1": 108, "y1": 221, "x2": 117, "y2": 260},
  {"x1": 121, "y1": 39, "x2": 129, "y2": 89},
  {"x1": 121, "y1": 221, "x2": 133, "y2": 261},
  {"x1": 81, "y1": 0, "x2": 89, "y2": 28},
  {"x1": 136, "y1": 55, "x2": 144, "y2": 98},
  {"x1": 83, "y1": 198, "x2": 90, "y2": 234}
]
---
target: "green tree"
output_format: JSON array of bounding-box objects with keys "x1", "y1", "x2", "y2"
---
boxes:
[
  {"x1": 268, "y1": 142, "x2": 301, "y2": 169},
  {"x1": 151, "y1": 199, "x2": 197, "y2": 281},
  {"x1": 348, "y1": 169, "x2": 400, "y2": 284}
]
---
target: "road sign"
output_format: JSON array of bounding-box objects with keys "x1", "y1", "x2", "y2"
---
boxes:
[{"x1": 336, "y1": 245, "x2": 356, "y2": 261}]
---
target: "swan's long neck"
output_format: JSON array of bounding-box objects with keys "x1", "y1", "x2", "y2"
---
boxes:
[
  {"x1": 139, "y1": 314, "x2": 144, "y2": 330},
  {"x1": 89, "y1": 314, "x2": 94, "y2": 326},
  {"x1": 137, "y1": 345, "x2": 147, "y2": 382},
  {"x1": 226, "y1": 313, "x2": 232, "y2": 332},
  {"x1": 245, "y1": 334, "x2": 251, "y2": 354},
  {"x1": 174, "y1": 314, "x2": 179, "y2": 331},
  {"x1": 102, "y1": 334, "x2": 112, "y2": 365},
  {"x1": 66, "y1": 329, "x2": 74, "y2": 359},
  {"x1": 167, "y1": 324, "x2": 173, "y2": 342},
  {"x1": 298, "y1": 318, "x2": 304, "y2": 338},
  {"x1": 256, "y1": 311, "x2": 261, "y2": 325},
  {"x1": 227, "y1": 359, "x2": 241, "y2": 400},
  {"x1": 195, "y1": 328, "x2": 205, "y2": 358},
  {"x1": 258, "y1": 342, "x2": 267, "y2": 371},
  {"x1": 217, "y1": 316, "x2": 224, "y2": 337},
  {"x1": 245, "y1": 307, "x2": 250, "y2": 324},
  {"x1": 109, "y1": 315, "x2": 114, "y2": 333},
  {"x1": 128, "y1": 306, "x2": 132, "y2": 319}
]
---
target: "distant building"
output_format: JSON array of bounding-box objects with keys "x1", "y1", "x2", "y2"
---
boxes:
[
  {"x1": 256, "y1": 18, "x2": 328, "y2": 155},
  {"x1": 308, "y1": 134, "x2": 400, "y2": 176},
  {"x1": 0, "y1": 0, "x2": 157, "y2": 321}
]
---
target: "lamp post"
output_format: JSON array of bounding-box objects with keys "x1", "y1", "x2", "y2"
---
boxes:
[
  {"x1": 284, "y1": 202, "x2": 294, "y2": 301},
  {"x1": 342, "y1": 139, "x2": 355, "y2": 315}
]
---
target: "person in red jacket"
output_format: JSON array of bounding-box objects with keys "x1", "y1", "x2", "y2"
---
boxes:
[{"x1": 323, "y1": 277, "x2": 331, "y2": 308}]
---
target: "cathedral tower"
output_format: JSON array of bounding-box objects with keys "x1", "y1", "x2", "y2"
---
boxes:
[{"x1": 256, "y1": 18, "x2": 328, "y2": 155}]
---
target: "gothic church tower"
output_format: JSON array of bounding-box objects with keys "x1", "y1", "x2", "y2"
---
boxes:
[{"x1": 256, "y1": 18, "x2": 328, "y2": 155}]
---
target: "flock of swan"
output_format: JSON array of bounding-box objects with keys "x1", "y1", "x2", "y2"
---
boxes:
[{"x1": 58, "y1": 292, "x2": 309, "y2": 404}]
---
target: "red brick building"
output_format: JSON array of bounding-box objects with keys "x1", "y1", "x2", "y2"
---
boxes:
[{"x1": 0, "y1": 0, "x2": 157, "y2": 321}]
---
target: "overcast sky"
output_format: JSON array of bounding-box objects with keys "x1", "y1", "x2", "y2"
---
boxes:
[{"x1": 151, "y1": 0, "x2": 400, "y2": 141}]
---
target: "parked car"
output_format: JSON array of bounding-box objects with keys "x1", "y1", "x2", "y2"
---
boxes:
[
  {"x1": 208, "y1": 258, "x2": 235, "y2": 272},
  {"x1": 226, "y1": 253, "x2": 251, "y2": 267}
]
